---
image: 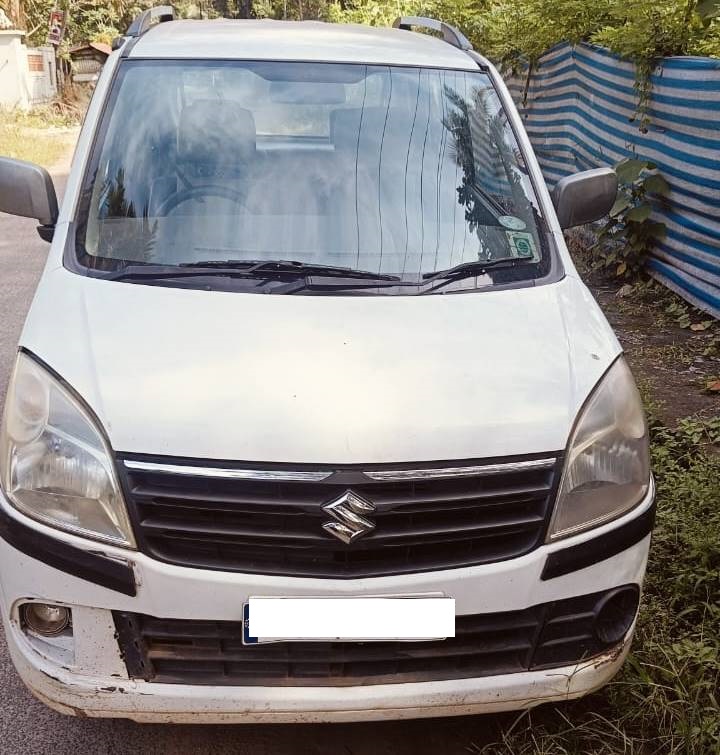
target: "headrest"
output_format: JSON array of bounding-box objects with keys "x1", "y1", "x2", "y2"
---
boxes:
[{"x1": 178, "y1": 100, "x2": 256, "y2": 176}]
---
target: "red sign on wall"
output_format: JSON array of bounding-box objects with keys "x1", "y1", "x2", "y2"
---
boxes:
[{"x1": 47, "y1": 10, "x2": 65, "y2": 46}]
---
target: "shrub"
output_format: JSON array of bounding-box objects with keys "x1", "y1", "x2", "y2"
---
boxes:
[{"x1": 592, "y1": 158, "x2": 669, "y2": 279}]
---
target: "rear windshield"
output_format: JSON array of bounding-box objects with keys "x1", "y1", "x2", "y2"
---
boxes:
[{"x1": 75, "y1": 60, "x2": 550, "y2": 292}]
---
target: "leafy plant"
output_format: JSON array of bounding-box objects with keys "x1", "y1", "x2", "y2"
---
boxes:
[
  {"x1": 698, "y1": 0, "x2": 720, "y2": 23},
  {"x1": 663, "y1": 295, "x2": 717, "y2": 331},
  {"x1": 705, "y1": 376, "x2": 720, "y2": 392},
  {"x1": 703, "y1": 334, "x2": 720, "y2": 357},
  {"x1": 0, "y1": 0, "x2": 229, "y2": 48},
  {"x1": 593, "y1": 1, "x2": 698, "y2": 127},
  {"x1": 695, "y1": 1, "x2": 720, "y2": 55},
  {"x1": 592, "y1": 157, "x2": 669, "y2": 279}
]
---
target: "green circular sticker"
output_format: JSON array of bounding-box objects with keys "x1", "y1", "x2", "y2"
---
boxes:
[
  {"x1": 515, "y1": 238, "x2": 533, "y2": 257},
  {"x1": 507, "y1": 231, "x2": 537, "y2": 259}
]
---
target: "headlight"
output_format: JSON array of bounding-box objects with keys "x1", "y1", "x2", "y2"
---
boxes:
[
  {"x1": 548, "y1": 357, "x2": 650, "y2": 541},
  {"x1": 0, "y1": 352, "x2": 135, "y2": 547}
]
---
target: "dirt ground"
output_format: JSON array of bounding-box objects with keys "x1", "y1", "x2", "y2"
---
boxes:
[
  {"x1": 568, "y1": 233, "x2": 719, "y2": 428},
  {"x1": 594, "y1": 283, "x2": 718, "y2": 421}
]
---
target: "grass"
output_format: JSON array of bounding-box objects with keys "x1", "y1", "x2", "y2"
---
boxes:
[
  {"x1": 633, "y1": 342, "x2": 694, "y2": 368},
  {"x1": 0, "y1": 104, "x2": 80, "y2": 169}
]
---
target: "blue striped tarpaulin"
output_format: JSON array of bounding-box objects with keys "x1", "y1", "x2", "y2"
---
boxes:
[{"x1": 505, "y1": 42, "x2": 720, "y2": 319}]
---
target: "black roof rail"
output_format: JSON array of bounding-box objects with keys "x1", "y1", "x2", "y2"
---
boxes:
[
  {"x1": 127, "y1": 5, "x2": 175, "y2": 37},
  {"x1": 393, "y1": 16, "x2": 473, "y2": 51},
  {"x1": 112, "y1": 5, "x2": 175, "y2": 51}
]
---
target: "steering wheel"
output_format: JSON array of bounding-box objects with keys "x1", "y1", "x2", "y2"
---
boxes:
[{"x1": 156, "y1": 184, "x2": 246, "y2": 216}]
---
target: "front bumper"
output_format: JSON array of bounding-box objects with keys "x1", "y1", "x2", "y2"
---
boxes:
[
  {"x1": 5, "y1": 622, "x2": 632, "y2": 723},
  {"x1": 0, "y1": 485, "x2": 654, "y2": 723}
]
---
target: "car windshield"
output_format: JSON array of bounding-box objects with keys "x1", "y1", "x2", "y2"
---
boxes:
[{"x1": 76, "y1": 60, "x2": 549, "y2": 292}]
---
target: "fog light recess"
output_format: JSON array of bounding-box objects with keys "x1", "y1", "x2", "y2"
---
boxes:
[
  {"x1": 593, "y1": 586, "x2": 639, "y2": 645},
  {"x1": 22, "y1": 603, "x2": 72, "y2": 637}
]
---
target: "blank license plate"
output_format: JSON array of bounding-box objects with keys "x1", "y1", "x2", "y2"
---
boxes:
[{"x1": 242, "y1": 596, "x2": 455, "y2": 644}]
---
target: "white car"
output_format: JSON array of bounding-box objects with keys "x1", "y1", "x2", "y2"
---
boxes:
[{"x1": 0, "y1": 10, "x2": 654, "y2": 723}]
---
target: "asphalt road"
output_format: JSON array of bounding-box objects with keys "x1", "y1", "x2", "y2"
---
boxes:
[{"x1": 0, "y1": 164, "x2": 509, "y2": 754}]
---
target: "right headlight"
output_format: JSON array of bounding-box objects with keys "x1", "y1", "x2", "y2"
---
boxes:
[
  {"x1": 0, "y1": 352, "x2": 135, "y2": 547},
  {"x1": 547, "y1": 357, "x2": 651, "y2": 541}
]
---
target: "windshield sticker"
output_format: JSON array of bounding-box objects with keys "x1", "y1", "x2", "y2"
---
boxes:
[
  {"x1": 498, "y1": 215, "x2": 527, "y2": 231},
  {"x1": 506, "y1": 231, "x2": 538, "y2": 259}
]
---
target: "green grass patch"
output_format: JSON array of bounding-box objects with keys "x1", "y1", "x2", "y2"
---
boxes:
[
  {"x1": 0, "y1": 106, "x2": 79, "y2": 169},
  {"x1": 470, "y1": 416, "x2": 720, "y2": 754}
]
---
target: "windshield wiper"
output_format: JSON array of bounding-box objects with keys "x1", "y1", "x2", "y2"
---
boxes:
[
  {"x1": 108, "y1": 259, "x2": 403, "y2": 284},
  {"x1": 106, "y1": 257, "x2": 532, "y2": 293},
  {"x1": 105, "y1": 263, "x2": 260, "y2": 282},
  {"x1": 180, "y1": 259, "x2": 402, "y2": 281},
  {"x1": 422, "y1": 257, "x2": 531, "y2": 282},
  {"x1": 106, "y1": 259, "x2": 403, "y2": 284},
  {"x1": 279, "y1": 258, "x2": 535, "y2": 294},
  {"x1": 419, "y1": 257, "x2": 536, "y2": 294},
  {"x1": 277, "y1": 275, "x2": 418, "y2": 293}
]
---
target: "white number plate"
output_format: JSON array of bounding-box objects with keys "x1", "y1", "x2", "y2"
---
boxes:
[{"x1": 242, "y1": 596, "x2": 455, "y2": 644}]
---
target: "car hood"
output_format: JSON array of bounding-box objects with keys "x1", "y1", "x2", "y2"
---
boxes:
[{"x1": 20, "y1": 266, "x2": 620, "y2": 464}]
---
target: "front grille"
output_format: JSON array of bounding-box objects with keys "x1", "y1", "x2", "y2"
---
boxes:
[
  {"x1": 119, "y1": 455, "x2": 560, "y2": 578},
  {"x1": 114, "y1": 587, "x2": 638, "y2": 686}
]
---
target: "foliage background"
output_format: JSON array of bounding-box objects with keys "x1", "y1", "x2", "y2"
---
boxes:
[
  {"x1": 0, "y1": 0, "x2": 244, "y2": 46},
  {"x1": 2, "y1": 0, "x2": 719, "y2": 62}
]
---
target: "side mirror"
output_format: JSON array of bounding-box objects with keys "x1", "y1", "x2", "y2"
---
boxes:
[
  {"x1": 0, "y1": 157, "x2": 59, "y2": 241},
  {"x1": 551, "y1": 167, "x2": 618, "y2": 230}
]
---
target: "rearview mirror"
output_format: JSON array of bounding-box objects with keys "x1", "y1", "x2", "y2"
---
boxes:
[
  {"x1": 0, "y1": 157, "x2": 59, "y2": 241},
  {"x1": 551, "y1": 168, "x2": 618, "y2": 230}
]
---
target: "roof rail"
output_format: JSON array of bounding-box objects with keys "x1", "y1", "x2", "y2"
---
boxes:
[
  {"x1": 126, "y1": 5, "x2": 175, "y2": 37},
  {"x1": 393, "y1": 16, "x2": 473, "y2": 51},
  {"x1": 112, "y1": 5, "x2": 175, "y2": 51}
]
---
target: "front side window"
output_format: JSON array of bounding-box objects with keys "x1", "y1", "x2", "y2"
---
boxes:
[{"x1": 75, "y1": 60, "x2": 553, "y2": 293}]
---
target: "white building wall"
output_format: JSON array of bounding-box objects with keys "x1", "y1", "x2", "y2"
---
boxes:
[
  {"x1": 0, "y1": 30, "x2": 30, "y2": 107},
  {"x1": 0, "y1": 31, "x2": 56, "y2": 109},
  {"x1": 26, "y1": 46, "x2": 57, "y2": 103}
]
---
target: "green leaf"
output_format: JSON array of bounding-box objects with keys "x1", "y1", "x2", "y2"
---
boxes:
[
  {"x1": 707, "y1": 379, "x2": 720, "y2": 392},
  {"x1": 609, "y1": 194, "x2": 632, "y2": 217},
  {"x1": 643, "y1": 173, "x2": 671, "y2": 196},
  {"x1": 697, "y1": 0, "x2": 720, "y2": 21},
  {"x1": 626, "y1": 204, "x2": 652, "y2": 222},
  {"x1": 615, "y1": 158, "x2": 646, "y2": 185},
  {"x1": 646, "y1": 220, "x2": 667, "y2": 239}
]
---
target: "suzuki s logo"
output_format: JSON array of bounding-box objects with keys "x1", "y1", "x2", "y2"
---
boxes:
[{"x1": 322, "y1": 490, "x2": 376, "y2": 544}]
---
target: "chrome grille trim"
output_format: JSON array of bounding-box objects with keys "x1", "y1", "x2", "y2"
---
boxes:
[
  {"x1": 363, "y1": 458, "x2": 557, "y2": 481},
  {"x1": 122, "y1": 461, "x2": 333, "y2": 482},
  {"x1": 124, "y1": 457, "x2": 557, "y2": 483}
]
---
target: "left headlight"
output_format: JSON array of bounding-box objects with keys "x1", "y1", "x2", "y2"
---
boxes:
[
  {"x1": 0, "y1": 352, "x2": 135, "y2": 547},
  {"x1": 547, "y1": 357, "x2": 651, "y2": 541}
]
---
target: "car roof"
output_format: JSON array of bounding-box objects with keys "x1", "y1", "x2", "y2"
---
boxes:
[{"x1": 128, "y1": 19, "x2": 480, "y2": 70}]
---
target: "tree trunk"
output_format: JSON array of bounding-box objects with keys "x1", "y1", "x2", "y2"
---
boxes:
[{"x1": 8, "y1": 0, "x2": 25, "y2": 29}]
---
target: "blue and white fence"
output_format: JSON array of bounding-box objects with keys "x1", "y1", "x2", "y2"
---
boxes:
[{"x1": 506, "y1": 42, "x2": 720, "y2": 319}]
